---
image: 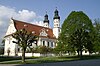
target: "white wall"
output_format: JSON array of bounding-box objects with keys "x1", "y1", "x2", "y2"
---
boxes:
[
  {"x1": 17, "y1": 53, "x2": 55, "y2": 57},
  {"x1": 53, "y1": 19, "x2": 60, "y2": 38},
  {"x1": 6, "y1": 19, "x2": 16, "y2": 35},
  {"x1": 4, "y1": 19, "x2": 17, "y2": 56},
  {"x1": 39, "y1": 37, "x2": 56, "y2": 48}
]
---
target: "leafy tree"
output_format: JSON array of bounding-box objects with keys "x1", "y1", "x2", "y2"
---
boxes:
[
  {"x1": 31, "y1": 46, "x2": 53, "y2": 57},
  {"x1": 0, "y1": 39, "x2": 5, "y2": 55},
  {"x1": 58, "y1": 11, "x2": 93, "y2": 57},
  {"x1": 0, "y1": 47, "x2": 4, "y2": 55},
  {"x1": 1, "y1": 39, "x2": 5, "y2": 46},
  {"x1": 36, "y1": 46, "x2": 52, "y2": 56},
  {"x1": 31, "y1": 46, "x2": 39, "y2": 53},
  {"x1": 93, "y1": 19, "x2": 100, "y2": 54},
  {"x1": 54, "y1": 42, "x2": 67, "y2": 56},
  {"x1": 69, "y1": 28, "x2": 94, "y2": 57},
  {"x1": 12, "y1": 29, "x2": 38, "y2": 63}
]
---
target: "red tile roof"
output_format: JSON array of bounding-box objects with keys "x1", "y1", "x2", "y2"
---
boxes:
[{"x1": 12, "y1": 19, "x2": 56, "y2": 39}]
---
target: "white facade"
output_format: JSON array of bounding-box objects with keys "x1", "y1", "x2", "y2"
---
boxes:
[
  {"x1": 53, "y1": 19, "x2": 60, "y2": 38},
  {"x1": 44, "y1": 22, "x2": 49, "y2": 28},
  {"x1": 4, "y1": 19, "x2": 17, "y2": 56},
  {"x1": 6, "y1": 19, "x2": 16, "y2": 35}
]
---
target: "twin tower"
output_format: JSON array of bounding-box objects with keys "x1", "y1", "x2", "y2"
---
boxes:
[{"x1": 43, "y1": 9, "x2": 60, "y2": 38}]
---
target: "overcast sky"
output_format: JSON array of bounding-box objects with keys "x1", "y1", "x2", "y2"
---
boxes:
[{"x1": 0, "y1": 0, "x2": 100, "y2": 44}]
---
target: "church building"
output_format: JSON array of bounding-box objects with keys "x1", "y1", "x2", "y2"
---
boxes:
[{"x1": 4, "y1": 9, "x2": 61, "y2": 56}]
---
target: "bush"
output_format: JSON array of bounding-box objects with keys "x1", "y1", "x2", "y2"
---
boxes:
[{"x1": 0, "y1": 47, "x2": 4, "y2": 55}]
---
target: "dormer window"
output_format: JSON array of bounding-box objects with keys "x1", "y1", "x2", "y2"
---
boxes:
[
  {"x1": 24, "y1": 24, "x2": 27, "y2": 27},
  {"x1": 32, "y1": 31, "x2": 35, "y2": 34},
  {"x1": 46, "y1": 29, "x2": 48, "y2": 31}
]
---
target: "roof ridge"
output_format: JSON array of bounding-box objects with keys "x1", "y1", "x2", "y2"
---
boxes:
[{"x1": 12, "y1": 19, "x2": 52, "y2": 30}]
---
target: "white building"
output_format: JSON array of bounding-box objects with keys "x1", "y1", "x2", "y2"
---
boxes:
[{"x1": 4, "y1": 9, "x2": 61, "y2": 56}]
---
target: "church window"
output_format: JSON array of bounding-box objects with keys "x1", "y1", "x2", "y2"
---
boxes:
[
  {"x1": 32, "y1": 31, "x2": 35, "y2": 34},
  {"x1": 56, "y1": 24, "x2": 58, "y2": 27},
  {"x1": 43, "y1": 41, "x2": 45, "y2": 46},
  {"x1": 51, "y1": 42, "x2": 53, "y2": 47},
  {"x1": 18, "y1": 48, "x2": 20, "y2": 52},
  {"x1": 48, "y1": 42, "x2": 49, "y2": 47}
]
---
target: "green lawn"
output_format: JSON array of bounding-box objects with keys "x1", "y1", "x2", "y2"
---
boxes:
[
  {"x1": 0, "y1": 56, "x2": 38, "y2": 62},
  {"x1": 0, "y1": 55, "x2": 100, "y2": 64}
]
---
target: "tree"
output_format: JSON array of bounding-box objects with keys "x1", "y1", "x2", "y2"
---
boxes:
[
  {"x1": 1, "y1": 39, "x2": 5, "y2": 46},
  {"x1": 0, "y1": 39, "x2": 5, "y2": 55},
  {"x1": 58, "y1": 11, "x2": 94, "y2": 57},
  {"x1": 35, "y1": 46, "x2": 52, "y2": 56},
  {"x1": 93, "y1": 19, "x2": 100, "y2": 54},
  {"x1": 12, "y1": 29, "x2": 38, "y2": 63},
  {"x1": 69, "y1": 28, "x2": 94, "y2": 57},
  {"x1": 0, "y1": 47, "x2": 4, "y2": 55},
  {"x1": 7, "y1": 48, "x2": 10, "y2": 56},
  {"x1": 54, "y1": 41, "x2": 67, "y2": 56}
]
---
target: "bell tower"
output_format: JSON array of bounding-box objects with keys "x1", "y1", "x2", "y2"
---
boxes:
[
  {"x1": 53, "y1": 8, "x2": 60, "y2": 38},
  {"x1": 43, "y1": 12, "x2": 49, "y2": 28}
]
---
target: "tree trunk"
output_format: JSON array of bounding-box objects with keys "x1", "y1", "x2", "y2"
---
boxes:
[
  {"x1": 80, "y1": 50, "x2": 82, "y2": 58},
  {"x1": 77, "y1": 50, "x2": 79, "y2": 57},
  {"x1": 79, "y1": 49, "x2": 82, "y2": 59},
  {"x1": 22, "y1": 48, "x2": 25, "y2": 63}
]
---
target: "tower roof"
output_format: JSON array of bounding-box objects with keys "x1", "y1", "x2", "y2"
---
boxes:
[
  {"x1": 53, "y1": 8, "x2": 60, "y2": 19},
  {"x1": 44, "y1": 12, "x2": 49, "y2": 23}
]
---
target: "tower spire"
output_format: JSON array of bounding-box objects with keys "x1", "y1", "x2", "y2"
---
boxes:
[
  {"x1": 44, "y1": 11, "x2": 49, "y2": 23},
  {"x1": 53, "y1": 7, "x2": 60, "y2": 19},
  {"x1": 43, "y1": 11, "x2": 49, "y2": 28}
]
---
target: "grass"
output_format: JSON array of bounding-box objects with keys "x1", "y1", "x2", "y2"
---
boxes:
[
  {"x1": 0, "y1": 56, "x2": 39, "y2": 62},
  {"x1": 0, "y1": 55, "x2": 100, "y2": 64}
]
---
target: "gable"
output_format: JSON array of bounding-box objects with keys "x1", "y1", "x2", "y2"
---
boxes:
[
  {"x1": 6, "y1": 19, "x2": 16, "y2": 36},
  {"x1": 40, "y1": 28, "x2": 48, "y2": 36}
]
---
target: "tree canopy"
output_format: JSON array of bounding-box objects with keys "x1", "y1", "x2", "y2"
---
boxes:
[
  {"x1": 58, "y1": 11, "x2": 94, "y2": 57},
  {"x1": 12, "y1": 29, "x2": 38, "y2": 63},
  {"x1": 93, "y1": 19, "x2": 100, "y2": 53}
]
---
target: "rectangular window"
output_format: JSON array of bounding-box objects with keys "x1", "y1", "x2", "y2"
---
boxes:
[
  {"x1": 51, "y1": 42, "x2": 53, "y2": 47},
  {"x1": 43, "y1": 41, "x2": 45, "y2": 46},
  {"x1": 48, "y1": 42, "x2": 49, "y2": 47},
  {"x1": 18, "y1": 48, "x2": 20, "y2": 52}
]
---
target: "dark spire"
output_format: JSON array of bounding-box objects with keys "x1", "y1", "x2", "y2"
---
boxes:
[
  {"x1": 53, "y1": 7, "x2": 60, "y2": 19},
  {"x1": 44, "y1": 11, "x2": 49, "y2": 23}
]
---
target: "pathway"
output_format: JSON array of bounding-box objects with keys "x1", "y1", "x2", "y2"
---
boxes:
[{"x1": 0, "y1": 59, "x2": 100, "y2": 66}]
